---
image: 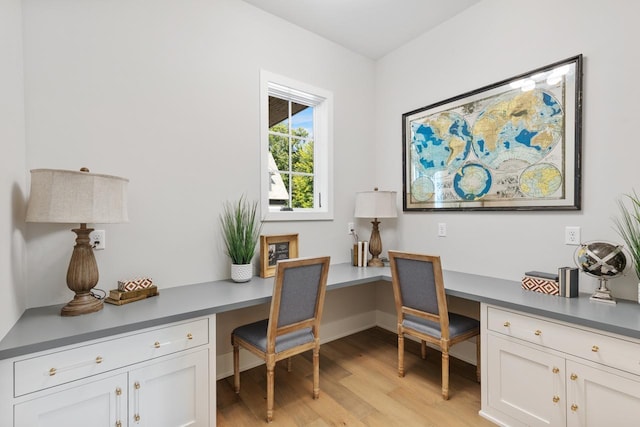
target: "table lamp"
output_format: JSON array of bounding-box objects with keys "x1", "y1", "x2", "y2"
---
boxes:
[
  {"x1": 354, "y1": 188, "x2": 397, "y2": 267},
  {"x1": 26, "y1": 168, "x2": 129, "y2": 316}
]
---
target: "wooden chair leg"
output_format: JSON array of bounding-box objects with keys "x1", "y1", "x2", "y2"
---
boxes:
[
  {"x1": 312, "y1": 344, "x2": 320, "y2": 399},
  {"x1": 232, "y1": 338, "x2": 240, "y2": 393},
  {"x1": 421, "y1": 340, "x2": 427, "y2": 360},
  {"x1": 266, "y1": 355, "x2": 275, "y2": 422},
  {"x1": 398, "y1": 332, "x2": 405, "y2": 377},
  {"x1": 441, "y1": 349, "x2": 450, "y2": 400},
  {"x1": 476, "y1": 335, "x2": 481, "y2": 383},
  {"x1": 287, "y1": 356, "x2": 292, "y2": 373}
]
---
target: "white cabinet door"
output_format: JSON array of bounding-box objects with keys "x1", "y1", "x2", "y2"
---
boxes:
[
  {"x1": 487, "y1": 334, "x2": 566, "y2": 427},
  {"x1": 566, "y1": 360, "x2": 640, "y2": 427},
  {"x1": 129, "y1": 348, "x2": 209, "y2": 427},
  {"x1": 14, "y1": 373, "x2": 127, "y2": 427}
]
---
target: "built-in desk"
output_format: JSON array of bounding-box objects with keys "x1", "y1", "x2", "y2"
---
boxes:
[
  {"x1": 3, "y1": 263, "x2": 640, "y2": 360},
  {"x1": 2, "y1": 263, "x2": 640, "y2": 427},
  {"x1": 0, "y1": 263, "x2": 387, "y2": 360}
]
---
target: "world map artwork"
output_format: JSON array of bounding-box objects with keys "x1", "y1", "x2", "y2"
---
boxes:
[{"x1": 405, "y1": 62, "x2": 577, "y2": 210}]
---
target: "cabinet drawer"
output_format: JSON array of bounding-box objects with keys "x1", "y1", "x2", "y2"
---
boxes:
[
  {"x1": 488, "y1": 306, "x2": 566, "y2": 346},
  {"x1": 14, "y1": 318, "x2": 208, "y2": 397},
  {"x1": 487, "y1": 306, "x2": 640, "y2": 376}
]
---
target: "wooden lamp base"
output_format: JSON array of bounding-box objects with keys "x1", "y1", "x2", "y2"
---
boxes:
[
  {"x1": 61, "y1": 292, "x2": 103, "y2": 316},
  {"x1": 62, "y1": 224, "x2": 103, "y2": 316},
  {"x1": 367, "y1": 218, "x2": 384, "y2": 267}
]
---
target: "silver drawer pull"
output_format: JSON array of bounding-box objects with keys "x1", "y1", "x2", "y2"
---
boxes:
[
  {"x1": 49, "y1": 367, "x2": 56, "y2": 376},
  {"x1": 96, "y1": 356, "x2": 103, "y2": 364},
  {"x1": 503, "y1": 321, "x2": 510, "y2": 327},
  {"x1": 187, "y1": 333, "x2": 193, "y2": 340},
  {"x1": 592, "y1": 345, "x2": 599, "y2": 352},
  {"x1": 534, "y1": 329, "x2": 542, "y2": 336}
]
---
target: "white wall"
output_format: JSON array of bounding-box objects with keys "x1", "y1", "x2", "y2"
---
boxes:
[
  {"x1": 9, "y1": 0, "x2": 640, "y2": 347},
  {"x1": 0, "y1": 0, "x2": 28, "y2": 339},
  {"x1": 22, "y1": 0, "x2": 377, "y2": 308},
  {"x1": 375, "y1": 0, "x2": 640, "y2": 301}
]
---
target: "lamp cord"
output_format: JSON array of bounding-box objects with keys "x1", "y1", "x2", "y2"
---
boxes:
[{"x1": 91, "y1": 288, "x2": 106, "y2": 300}]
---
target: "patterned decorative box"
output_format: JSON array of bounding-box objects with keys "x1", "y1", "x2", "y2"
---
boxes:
[
  {"x1": 118, "y1": 277, "x2": 154, "y2": 292},
  {"x1": 521, "y1": 272, "x2": 559, "y2": 296}
]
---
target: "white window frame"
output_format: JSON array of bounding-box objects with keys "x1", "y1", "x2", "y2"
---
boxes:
[{"x1": 260, "y1": 70, "x2": 334, "y2": 221}]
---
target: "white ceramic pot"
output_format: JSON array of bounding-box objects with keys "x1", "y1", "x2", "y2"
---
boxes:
[{"x1": 231, "y1": 263, "x2": 253, "y2": 283}]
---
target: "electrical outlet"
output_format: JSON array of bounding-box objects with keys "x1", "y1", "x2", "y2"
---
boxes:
[
  {"x1": 90, "y1": 230, "x2": 106, "y2": 250},
  {"x1": 565, "y1": 226, "x2": 580, "y2": 245},
  {"x1": 347, "y1": 222, "x2": 355, "y2": 235},
  {"x1": 438, "y1": 223, "x2": 447, "y2": 237}
]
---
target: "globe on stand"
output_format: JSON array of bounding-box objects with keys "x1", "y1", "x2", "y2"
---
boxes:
[{"x1": 574, "y1": 241, "x2": 627, "y2": 304}]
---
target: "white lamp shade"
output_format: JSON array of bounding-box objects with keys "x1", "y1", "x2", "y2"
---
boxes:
[
  {"x1": 26, "y1": 169, "x2": 129, "y2": 224},
  {"x1": 354, "y1": 190, "x2": 397, "y2": 219}
]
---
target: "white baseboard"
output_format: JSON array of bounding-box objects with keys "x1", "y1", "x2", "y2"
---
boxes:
[{"x1": 216, "y1": 309, "x2": 477, "y2": 379}]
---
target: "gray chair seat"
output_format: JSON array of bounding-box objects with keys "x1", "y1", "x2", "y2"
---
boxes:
[
  {"x1": 232, "y1": 319, "x2": 314, "y2": 353},
  {"x1": 403, "y1": 313, "x2": 480, "y2": 339}
]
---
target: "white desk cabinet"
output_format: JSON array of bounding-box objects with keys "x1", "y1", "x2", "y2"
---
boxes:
[
  {"x1": 565, "y1": 359, "x2": 640, "y2": 427},
  {"x1": 486, "y1": 333, "x2": 565, "y2": 426},
  {"x1": 129, "y1": 349, "x2": 209, "y2": 426},
  {"x1": 2, "y1": 315, "x2": 216, "y2": 427},
  {"x1": 14, "y1": 373, "x2": 128, "y2": 427},
  {"x1": 481, "y1": 304, "x2": 640, "y2": 427}
]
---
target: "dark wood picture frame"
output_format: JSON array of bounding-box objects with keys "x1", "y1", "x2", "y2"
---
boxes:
[
  {"x1": 259, "y1": 234, "x2": 299, "y2": 278},
  {"x1": 402, "y1": 55, "x2": 583, "y2": 212}
]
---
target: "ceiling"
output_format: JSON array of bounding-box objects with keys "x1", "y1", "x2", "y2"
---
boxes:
[{"x1": 241, "y1": 0, "x2": 480, "y2": 60}]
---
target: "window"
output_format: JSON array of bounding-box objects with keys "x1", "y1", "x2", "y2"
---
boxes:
[{"x1": 260, "y1": 70, "x2": 333, "y2": 221}]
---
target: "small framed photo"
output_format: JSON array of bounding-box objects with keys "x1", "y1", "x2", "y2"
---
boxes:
[{"x1": 260, "y1": 234, "x2": 299, "y2": 278}]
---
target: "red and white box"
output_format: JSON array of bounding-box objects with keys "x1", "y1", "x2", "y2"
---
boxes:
[
  {"x1": 521, "y1": 271, "x2": 559, "y2": 296},
  {"x1": 118, "y1": 277, "x2": 154, "y2": 292}
]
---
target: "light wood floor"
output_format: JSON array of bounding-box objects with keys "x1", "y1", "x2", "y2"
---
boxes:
[{"x1": 217, "y1": 327, "x2": 496, "y2": 426}]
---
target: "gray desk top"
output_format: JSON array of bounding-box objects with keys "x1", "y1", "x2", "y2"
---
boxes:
[{"x1": 1, "y1": 263, "x2": 639, "y2": 360}]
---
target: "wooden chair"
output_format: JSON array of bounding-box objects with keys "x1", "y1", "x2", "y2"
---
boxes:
[
  {"x1": 388, "y1": 250, "x2": 480, "y2": 400},
  {"x1": 231, "y1": 256, "x2": 331, "y2": 422}
]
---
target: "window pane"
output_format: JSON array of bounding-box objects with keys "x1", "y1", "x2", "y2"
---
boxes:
[
  {"x1": 268, "y1": 96, "x2": 288, "y2": 129},
  {"x1": 291, "y1": 104, "x2": 313, "y2": 138},
  {"x1": 281, "y1": 172, "x2": 291, "y2": 196},
  {"x1": 268, "y1": 169, "x2": 289, "y2": 207},
  {"x1": 269, "y1": 134, "x2": 290, "y2": 172},
  {"x1": 291, "y1": 138, "x2": 314, "y2": 174},
  {"x1": 291, "y1": 175, "x2": 314, "y2": 208}
]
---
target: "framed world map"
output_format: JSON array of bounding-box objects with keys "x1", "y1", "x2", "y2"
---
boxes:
[{"x1": 402, "y1": 55, "x2": 583, "y2": 211}]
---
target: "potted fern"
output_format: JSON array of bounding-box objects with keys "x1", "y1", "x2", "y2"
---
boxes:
[
  {"x1": 220, "y1": 196, "x2": 262, "y2": 282},
  {"x1": 614, "y1": 190, "x2": 640, "y2": 300}
]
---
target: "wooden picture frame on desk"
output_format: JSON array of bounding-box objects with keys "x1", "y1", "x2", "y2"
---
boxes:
[{"x1": 260, "y1": 234, "x2": 299, "y2": 278}]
